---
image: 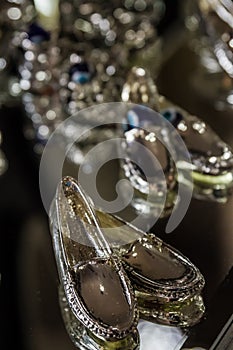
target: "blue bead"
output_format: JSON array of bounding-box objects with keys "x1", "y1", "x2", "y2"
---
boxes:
[
  {"x1": 125, "y1": 109, "x2": 139, "y2": 130},
  {"x1": 124, "y1": 106, "x2": 158, "y2": 131},
  {"x1": 163, "y1": 110, "x2": 173, "y2": 121},
  {"x1": 162, "y1": 108, "x2": 183, "y2": 127},
  {"x1": 65, "y1": 181, "x2": 72, "y2": 187},
  {"x1": 69, "y1": 63, "x2": 91, "y2": 84},
  {"x1": 28, "y1": 23, "x2": 50, "y2": 43}
]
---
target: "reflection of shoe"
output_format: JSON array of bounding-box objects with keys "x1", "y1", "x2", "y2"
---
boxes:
[
  {"x1": 121, "y1": 67, "x2": 233, "y2": 202},
  {"x1": 50, "y1": 176, "x2": 139, "y2": 350},
  {"x1": 96, "y1": 209, "x2": 205, "y2": 327}
]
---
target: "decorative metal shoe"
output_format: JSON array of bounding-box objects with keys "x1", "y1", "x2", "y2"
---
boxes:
[
  {"x1": 58, "y1": 41, "x2": 123, "y2": 116},
  {"x1": 120, "y1": 67, "x2": 178, "y2": 217},
  {"x1": 59, "y1": 0, "x2": 162, "y2": 52},
  {"x1": 14, "y1": 0, "x2": 166, "y2": 159},
  {"x1": 19, "y1": 27, "x2": 63, "y2": 154},
  {"x1": 121, "y1": 114, "x2": 178, "y2": 217},
  {"x1": 194, "y1": 0, "x2": 233, "y2": 78},
  {"x1": 184, "y1": 0, "x2": 233, "y2": 109},
  {"x1": 21, "y1": 35, "x2": 124, "y2": 155},
  {"x1": 121, "y1": 67, "x2": 233, "y2": 202},
  {"x1": 57, "y1": 0, "x2": 166, "y2": 117},
  {"x1": 0, "y1": 0, "x2": 35, "y2": 105},
  {"x1": 95, "y1": 208, "x2": 205, "y2": 328},
  {"x1": 159, "y1": 97, "x2": 233, "y2": 202},
  {"x1": 19, "y1": 29, "x2": 120, "y2": 156},
  {"x1": 49, "y1": 176, "x2": 139, "y2": 350}
]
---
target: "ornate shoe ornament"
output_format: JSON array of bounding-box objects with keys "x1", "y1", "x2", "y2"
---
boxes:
[
  {"x1": 50, "y1": 176, "x2": 205, "y2": 328},
  {"x1": 96, "y1": 208, "x2": 205, "y2": 327},
  {"x1": 59, "y1": 0, "x2": 163, "y2": 55},
  {"x1": 57, "y1": 0, "x2": 167, "y2": 117},
  {"x1": 159, "y1": 97, "x2": 233, "y2": 202},
  {"x1": 20, "y1": 32, "x2": 123, "y2": 156},
  {"x1": 121, "y1": 67, "x2": 233, "y2": 202},
  {"x1": 184, "y1": 0, "x2": 233, "y2": 109},
  {"x1": 19, "y1": 26, "x2": 63, "y2": 154},
  {"x1": 0, "y1": 0, "x2": 36, "y2": 104},
  {"x1": 195, "y1": 0, "x2": 233, "y2": 77},
  {"x1": 14, "y1": 0, "x2": 67, "y2": 154},
  {"x1": 49, "y1": 176, "x2": 139, "y2": 350},
  {"x1": 121, "y1": 118, "x2": 178, "y2": 217},
  {"x1": 120, "y1": 68, "x2": 178, "y2": 216},
  {"x1": 58, "y1": 42, "x2": 123, "y2": 116},
  {"x1": 17, "y1": 0, "x2": 166, "y2": 158},
  {"x1": 17, "y1": 0, "x2": 67, "y2": 154}
]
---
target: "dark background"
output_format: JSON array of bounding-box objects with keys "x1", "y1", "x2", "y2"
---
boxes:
[{"x1": 0, "y1": 1, "x2": 233, "y2": 349}]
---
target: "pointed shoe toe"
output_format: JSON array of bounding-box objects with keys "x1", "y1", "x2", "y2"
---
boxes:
[
  {"x1": 159, "y1": 99, "x2": 233, "y2": 203},
  {"x1": 121, "y1": 66, "x2": 233, "y2": 203}
]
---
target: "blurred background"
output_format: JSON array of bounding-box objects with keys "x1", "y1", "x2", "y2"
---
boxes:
[{"x1": 0, "y1": 0, "x2": 233, "y2": 349}]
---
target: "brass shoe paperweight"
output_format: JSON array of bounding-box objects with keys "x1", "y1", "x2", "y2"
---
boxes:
[
  {"x1": 49, "y1": 176, "x2": 139, "y2": 350},
  {"x1": 121, "y1": 66, "x2": 233, "y2": 203},
  {"x1": 50, "y1": 176, "x2": 205, "y2": 341}
]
